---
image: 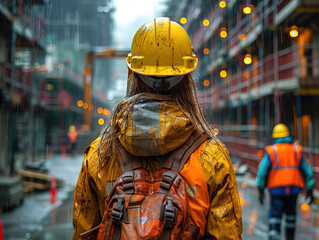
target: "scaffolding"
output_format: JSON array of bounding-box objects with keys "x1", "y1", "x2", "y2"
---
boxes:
[{"x1": 166, "y1": 0, "x2": 319, "y2": 189}]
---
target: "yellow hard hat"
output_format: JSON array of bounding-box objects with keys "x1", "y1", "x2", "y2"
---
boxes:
[
  {"x1": 126, "y1": 17, "x2": 198, "y2": 77},
  {"x1": 272, "y1": 123, "x2": 289, "y2": 138},
  {"x1": 69, "y1": 125, "x2": 76, "y2": 131}
]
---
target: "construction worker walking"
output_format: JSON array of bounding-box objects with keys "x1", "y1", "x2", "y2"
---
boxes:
[
  {"x1": 72, "y1": 18, "x2": 242, "y2": 240},
  {"x1": 68, "y1": 125, "x2": 78, "y2": 155},
  {"x1": 256, "y1": 123, "x2": 315, "y2": 240}
]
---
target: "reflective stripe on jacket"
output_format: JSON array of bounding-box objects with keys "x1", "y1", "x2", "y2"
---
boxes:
[{"x1": 266, "y1": 143, "x2": 305, "y2": 189}]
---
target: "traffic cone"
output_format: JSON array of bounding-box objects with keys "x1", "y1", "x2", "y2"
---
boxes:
[
  {"x1": 0, "y1": 218, "x2": 3, "y2": 240},
  {"x1": 49, "y1": 174, "x2": 59, "y2": 203}
]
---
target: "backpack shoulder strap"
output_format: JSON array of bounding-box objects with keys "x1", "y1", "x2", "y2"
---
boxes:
[
  {"x1": 162, "y1": 131, "x2": 210, "y2": 172},
  {"x1": 118, "y1": 145, "x2": 143, "y2": 194},
  {"x1": 118, "y1": 145, "x2": 142, "y2": 172}
]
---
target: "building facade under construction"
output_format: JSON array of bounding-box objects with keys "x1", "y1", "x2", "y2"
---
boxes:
[
  {"x1": 0, "y1": 0, "x2": 114, "y2": 175},
  {"x1": 165, "y1": 0, "x2": 319, "y2": 190}
]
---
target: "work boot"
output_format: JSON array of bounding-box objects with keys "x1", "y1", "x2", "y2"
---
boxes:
[
  {"x1": 269, "y1": 229, "x2": 281, "y2": 240},
  {"x1": 269, "y1": 217, "x2": 281, "y2": 240},
  {"x1": 285, "y1": 214, "x2": 296, "y2": 240}
]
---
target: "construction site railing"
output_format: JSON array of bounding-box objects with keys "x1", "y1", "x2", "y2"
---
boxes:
[{"x1": 199, "y1": 44, "x2": 319, "y2": 104}]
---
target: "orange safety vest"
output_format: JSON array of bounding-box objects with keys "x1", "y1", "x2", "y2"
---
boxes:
[
  {"x1": 266, "y1": 143, "x2": 305, "y2": 189},
  {"x1": 68, "y1": 130, "x2": 78, "y2": 143}
]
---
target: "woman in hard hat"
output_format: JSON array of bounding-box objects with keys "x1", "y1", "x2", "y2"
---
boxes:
[
  {"x1": 73, "y1": 18, "x2": 242, "y2": 240},
  {"x1": 256, "y1": 123, "x2": 315, "y2": 240}
]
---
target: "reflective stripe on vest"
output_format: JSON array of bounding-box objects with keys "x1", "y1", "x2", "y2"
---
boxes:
[{"x1": 266, "y1": 144, "x2": 305, "y2": 189}]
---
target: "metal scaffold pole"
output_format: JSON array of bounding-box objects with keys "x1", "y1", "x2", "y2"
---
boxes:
[{"x1": 9, "y1": 0, "x2": 17, "y2": 174}]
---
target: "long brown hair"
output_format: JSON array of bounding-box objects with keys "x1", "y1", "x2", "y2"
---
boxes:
[{"x1": 98, "y1": 69, "x2": 218, "y2": 165}]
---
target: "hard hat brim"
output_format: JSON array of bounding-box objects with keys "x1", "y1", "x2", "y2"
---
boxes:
[
  {"x1": 126, "y1": 60, "x2": 198, "y2": 77},
  {"x1": 272, "y1": 132, "x2": 289, "y2": 138}
]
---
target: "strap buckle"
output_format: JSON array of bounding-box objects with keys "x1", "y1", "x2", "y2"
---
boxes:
[
  {"x1": 111, "y1": 196, "x2": 125, "y2": 225},
  {"x1": 159, "y1": 171, "x2": 176, "y2": 194},
  {"x1": 163, "y1": 197, "x2": 177, "y2": 228},
  {"x1": 122, "y1": 171, "x2": 134, "y2": 194}
]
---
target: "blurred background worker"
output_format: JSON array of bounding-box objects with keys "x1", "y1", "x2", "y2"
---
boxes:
[
  {"x1": 68, "y1": 125, "x2": 78, "y2": 155},
  {"x1": 256, "y1": 123, "x2": 315, "y2": 240}
]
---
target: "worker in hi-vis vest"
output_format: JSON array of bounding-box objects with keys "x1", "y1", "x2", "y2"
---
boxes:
[
  {"x1": 68, "y1": 125, "x2": 78, "y2": 154},
  {"x1": 257, "y1": 123, "x2": 315, "y2": 240}
]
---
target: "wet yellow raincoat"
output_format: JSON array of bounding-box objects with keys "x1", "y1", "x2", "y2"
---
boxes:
[{"x1": 72, "y1": 96, "x2": 242, "y2": 240}]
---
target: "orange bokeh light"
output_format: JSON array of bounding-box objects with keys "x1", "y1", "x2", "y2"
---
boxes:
[
  {"x1": 203, "y1": 19, "x2": 210, "y2": 26},
  {"x1": 203, "y1": 79, "x2": 210, "y2": 87},
  {"x1": 241, "y1": 182, "x2": 248, "y2": 189},
  {"x1": 220, "y1": 28, "x2": 227, "y2": 38},
  {"x1": 219, "y1": 1, "x2": 226, "y2": 8},
  {"x1": 239, "y1": 34, "x2": 247, "y2": 41},
  {"x1": 98, "y1": 118, "x2": 105, "y2": 125},
  {"x1": 77, "y1": 100, "x2": 83, "y2": 107},
  {"x1": 244, "y1": 54, "x2": 252, "y2": 64},
  {"x1": 103, "y1": 109, "x2": 110, "y2": 116},
  {"x1": 243, "y1": 6, "x2": 251, "y2": 14},
  {"x1": 203, "y1": 48, "x2": 210, "y2": 55},
  {"x1": 289, "y1": 26, "x2": 299, "y2": 38},
  {"x1": 97, "y1": 107, "x2": 103, "y2": 114},
  {"x1": 300, "y1": 203, "x2": 310, "y2": 212},
  {"x1": 83, "y1": 102, "x2": 88, "y2": 109},
  {"x1": 220, "y1": 70, "x2": 227, "y2": 78},
  {"x1": 180, "y1": 17, "x2": 187, "y2": 24}
]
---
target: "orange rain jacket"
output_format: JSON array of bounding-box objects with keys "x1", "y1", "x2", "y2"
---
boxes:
[{"x1": 72, "y1": 96, "x2": 242, "y2": 240}]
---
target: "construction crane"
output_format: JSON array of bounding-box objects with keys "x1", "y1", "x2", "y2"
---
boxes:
[{"x1": 83, "y1": 48, "x2": 130, "y2": 129}]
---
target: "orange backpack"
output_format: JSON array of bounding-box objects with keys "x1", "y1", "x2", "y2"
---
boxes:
[{"x1": 80, "y1": 131, "x2": 208, "y2": 240}]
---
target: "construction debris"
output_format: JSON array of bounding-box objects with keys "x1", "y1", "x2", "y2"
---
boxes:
[
  {"x1": 18, "y1": 169, "x2": 64, "y2": 194},
  {"x1": 0, "y1": 177, "x2": 23, "y2": 211}
]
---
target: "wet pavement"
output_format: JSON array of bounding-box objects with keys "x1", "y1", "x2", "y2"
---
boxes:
[
  {"x1": 29, "y1": 191, "x2": 74, "y2": 240},
  {"x1": 2, "y1": 154, "x2": 319, "y2": 239},
  {"x1": 237, "y1": 175, "x2": 319, "y2": 240},
  {"x1": 1, "y1": 154, "x2": 84, "y2": 240}
]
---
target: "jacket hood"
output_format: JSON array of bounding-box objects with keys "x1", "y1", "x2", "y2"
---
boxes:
[{"x1": 115, "y1": 94, "x2": 194, "y2": 156}]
